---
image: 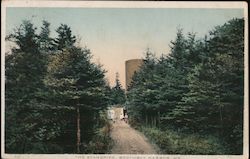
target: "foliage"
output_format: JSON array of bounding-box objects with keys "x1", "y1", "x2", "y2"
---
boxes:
[
  {"x1": 84, "y1": 111, "x2": 113, "y2": 154},
  {"x1": 39, "y1": 20, "x2": 54, "y2": 52},
  {"x1": 5, "y1": 20, "x2": 50, "y2": 153},
  {"x1": 5, "y1": 17, "x2": 244, "y2": 154},
  {"x1": 127, "y1": 18, "x2": 244, "y2": 154},
  {"x1": 5, "y1": 20, "x2": 110, "y2": 153},
  {"x1": 141, "y1": 126, "x2": 227, "y2": 154},
  {"x1": 53, "y1": 24, "x2": 76, "y2": 50},
  {"x1": 109, "y1": 72, "x2": 126, "y2": 105}
]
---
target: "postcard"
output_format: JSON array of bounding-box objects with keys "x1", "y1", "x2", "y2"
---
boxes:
[{"x1": 1, "y1": 1, "x2": 248, "y2": 159}]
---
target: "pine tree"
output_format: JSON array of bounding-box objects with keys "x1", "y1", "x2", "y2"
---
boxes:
[
  {"x1": 127, "y1": 49, "x2": 160, "y2": 126},
  {"x1": 39, "y1": 20, "x2": 54, "y2": 52},
  {"x1": 183, "y1": 18, "x2": 244, "y2": 153},
  {"x1": 110, "y1": 73, "x2": 126, "y2": 105},
  {"x1": 53, "y1": 24, "x2": 76, "y2": 50},
  {"x1": 126, "y1": 18, "x2": 244, "y2": 154},
  {"x1": 46, "y1": 46, "x2": 107, "y2": 153},
  {"x1": 5, "y1": 20, "x2": 49, "y2": 153}
]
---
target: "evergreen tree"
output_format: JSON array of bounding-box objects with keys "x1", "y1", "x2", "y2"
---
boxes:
[
  {"x1": 53, "y1": 24, "x2": 76, "y2": 50},
  {"x1": 46, "y1": 46, "x2": 107, "y2": 153},
  {"x1": 126, "y1": 18, "x2": 244, "y2": 154},
  {"x1": 5, "y1": 20, "x2": 49, "y2": 153},
  {"x1": 39, "y1": 20, "x2": 54, "y2": 52},
  {"x1": 180, "y1": 18, "x2": 244, "y2": 153},
  {"x1": 5, "y1": 20, "x2": 110, "y2": 154},
  {"x1": 127, "y1": 49, "x2": 160, "y2": 126},
  {"x1": 110, "y1": 72, "x2": 126, "y2": 105}
]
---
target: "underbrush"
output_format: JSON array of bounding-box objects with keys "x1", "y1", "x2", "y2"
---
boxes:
[
  {"x1": 140, "y1": 126, "x2": 228, "y2": 154},
  {"x1": 83, "y1": 111, "x2": 113, "y2": 154},
  {"x1": 84, "y1": 124, "x2": 113, "y2": 153}
]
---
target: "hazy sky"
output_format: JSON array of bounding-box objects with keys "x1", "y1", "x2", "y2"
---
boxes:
[{"x1": 6, "y1": 8, "x2": 244, "y2": 88}]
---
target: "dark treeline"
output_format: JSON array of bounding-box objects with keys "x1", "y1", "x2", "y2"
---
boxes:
[
  {"x1": 108, "y1": 72, "x2": 126, "y2": 105},
  {"x1": 126, "y1": 18, "x2": 244, "y2": 154},
  {"x1": 5, "y1": 18, "x2": 244, "y2": 155},
  {"x1": 5, "y1": 20, "x2": 113, "y2": 153}
]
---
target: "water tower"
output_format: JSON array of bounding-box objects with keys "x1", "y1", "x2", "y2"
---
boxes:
[{"x1": 125, "y1": 59, "x2": 144, "y2": 90}]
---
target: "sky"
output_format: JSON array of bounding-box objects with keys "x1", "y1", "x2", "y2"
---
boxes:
[{"x1": 5, "y1": 8, "x2": 244, "y2": 88}]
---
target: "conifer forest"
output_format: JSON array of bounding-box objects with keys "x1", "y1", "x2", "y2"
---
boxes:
[{"x1": 5, "y1": 18, "x2": 244, "y2": 154}]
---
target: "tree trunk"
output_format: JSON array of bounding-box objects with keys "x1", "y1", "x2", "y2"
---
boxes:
[
  {"x1": 157, "y1": 111, "x2": 160, "y2": 128},
  {"x1": 154, "y1": 116, "x2": 156, "y2": 127},
  {"x1": 76, "y1": 105, "x2": 81, "y2": 153},
  {"x1": 22, "y1": 138, "x2": 26, "y2": 153},
  {"x1": 219, "y1": 87, "x2": 223, "y2": 135},
  {"x1": 219, "y1": 105, "x2": 223, "y2": 134}
]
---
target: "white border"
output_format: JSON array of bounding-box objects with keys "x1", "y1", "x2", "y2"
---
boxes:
[
  {"x1": 1, "y1": 1, "x2": 249, "y2": 159},
  {"x1": 0, "y1": 1, "x2": 248, "y2": 8}
]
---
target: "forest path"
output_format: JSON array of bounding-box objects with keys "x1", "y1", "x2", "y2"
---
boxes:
[{"x1": 110, "y1": 120, "x2": 157, "y2": 154}]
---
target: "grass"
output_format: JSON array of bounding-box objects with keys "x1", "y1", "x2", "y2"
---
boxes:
[
  {"x1": 84, "y1": 124, "x2": 113, "y2": 154},
  {"x1": 140, "y1": 126, "x2": 228, "y2": 154},
  {"x1": 83, "y1": 111, "x2": 114, "y2": 154}
]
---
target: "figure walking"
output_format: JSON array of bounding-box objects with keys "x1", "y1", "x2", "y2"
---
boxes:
[{"x1": 124, "y1": 113, "x2": 128, "y2": 123}]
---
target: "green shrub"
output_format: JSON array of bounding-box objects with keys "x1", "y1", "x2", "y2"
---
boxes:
[
  {"x1": 25, "y1": 142, "x2": 63, "y2": 153},
  {"x1": 84, "y1": 128, "x2": 113, "y2": 154},
  {"x1": 140, "y1": 127, "x2": 227, "y2": 154},
  {"x1": 83, "y1": 111, "x2": 113, "y2": 154}
]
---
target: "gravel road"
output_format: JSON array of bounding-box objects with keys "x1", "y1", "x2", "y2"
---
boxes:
[{"x1": 110, "y1": 120, "x2": 157, "y2": 154}]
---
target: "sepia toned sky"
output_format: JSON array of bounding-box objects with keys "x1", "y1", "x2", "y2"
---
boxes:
[{"x1": 6, "y1": 8, "x2": 244, "y2": 88}]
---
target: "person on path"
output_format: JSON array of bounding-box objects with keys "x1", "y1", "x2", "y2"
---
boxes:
[
  {"x1": 124, "y1": 114, "x2": 128, "y2": 123},
  {"x1": 120, "y1": 113, "x2": 124, "y2": 121}
]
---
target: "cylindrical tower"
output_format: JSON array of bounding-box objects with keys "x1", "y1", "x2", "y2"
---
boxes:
[{"x1": 125, "y1": 59, "x2": 144, "y2": 90}]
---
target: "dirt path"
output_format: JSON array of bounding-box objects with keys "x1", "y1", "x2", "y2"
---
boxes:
[{"x1": 110, "y1": 120, "x2": 157, "y2": 154}]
